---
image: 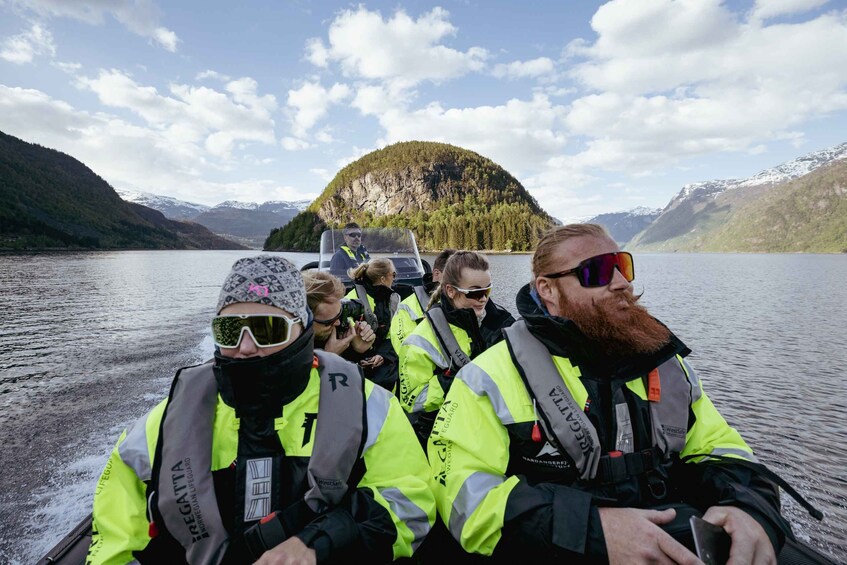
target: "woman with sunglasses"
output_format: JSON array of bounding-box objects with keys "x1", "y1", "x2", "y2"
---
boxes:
[
  {"x1": 87, "y1": 255, "x2": 435, "y2": 564},
  {"x1": 345, "y1": 257, "x2": 401, "y2": 391},
  {"x1": 398, "y1": 251, "x2": 515, "y2": 445}
]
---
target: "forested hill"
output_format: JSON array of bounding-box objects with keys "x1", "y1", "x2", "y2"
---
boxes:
[
  {"x1": 0, "y1": 131, "x2": 246, "y2": 250},
  {"x1": 265, "y1": 141, "x2": 555, "y2": 252}
]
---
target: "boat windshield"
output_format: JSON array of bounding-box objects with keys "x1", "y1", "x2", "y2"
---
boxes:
[{"x1": 318, "y1": 227, "x2": 426, "y2": 284}]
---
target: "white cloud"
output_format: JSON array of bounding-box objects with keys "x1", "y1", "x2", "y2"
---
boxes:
[
  {"x1": 281, "y1": 137, "x2": 312, "y2": 151},
  {"x1": 286, "y1": 81, "x2": 350, "y2": 138},
  {"x1": 196, "y1": 70, "x2": 231, "y2": 82},
  {"x1": 9, "y1": 0, "x2": 180, "y2": 51},
  {"x1": 751, "y1": 0, "x2": 830, "y2": 21},
  {"x1": 555, "y1": 1, "x2": 847, "y2": 177},
  {"x1": 375, "y1": 94, "x2": 568, "y2": 180},
  {"x1": 305, "y1": 6, "x2": 488, "y2": 88},
  {"x1": 0, "y1": 22, "x2": 55, "y2": 64},
  {"x1": 74, "y1": 69, "x2": 277, "y2": 158},
  {"x1": 52, "y1": 60, "x2": 81, "y2": 73},
  {"x1": 310, "y1": 168, "x2": 333, "y2": 182},
  {"x1": 491, "y1": 57, "x2": 555, "y2": 80},
  {"x1": 0, "y1": 84, "x2": 313, "y2": 206}
]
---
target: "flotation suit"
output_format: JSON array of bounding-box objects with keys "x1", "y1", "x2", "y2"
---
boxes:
[
  {"x1": 147, "y1": 350, "x2": 365, "y2": 564},
  {"x1": 390, "y1": 286, "x2": 431, "y2": 355},
  {"x1": 340, "y1": 245, "x2": 369, "y2": 263},
  {"x1": 503, "y1": 320, "x2": 696, "y2": 487}
]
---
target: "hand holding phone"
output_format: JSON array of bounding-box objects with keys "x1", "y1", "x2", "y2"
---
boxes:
[{"x1": 690, "y1": 516, "x2": 731, "y2": 565}]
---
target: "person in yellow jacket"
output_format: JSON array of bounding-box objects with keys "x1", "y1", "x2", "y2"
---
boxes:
[
  {"x1": 344, "y1": 258, "x2": 400, "y2": 391},
  {"x1": 428, "y1": 224, "x2": 794, "y2": 564},
  {"x1": 398, "y1": 251, "x2": 514, "y2": 446},
  {"x1": 87, "y1": 255, "x2": 435, "y2": 564},
  {"x1": 389, "y1": 248, "x2": 456, "y2": 356}
]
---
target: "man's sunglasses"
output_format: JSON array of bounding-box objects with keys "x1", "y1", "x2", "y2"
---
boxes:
[
  {"x1": 450, "y1": 285, "x2": 493, "y2": 301},
  {"x1": 542, "y1": 252, "x2": 634, "y2": 287},
  {"x1": 211, "y1": 314, "x2": 301, "y2": 348},
  {"x1": 345, "y1": 232, "x2": 362, "y2": 238},
  {"x1": 314, "y1": 309, "x2": 343, "y2": 326}
]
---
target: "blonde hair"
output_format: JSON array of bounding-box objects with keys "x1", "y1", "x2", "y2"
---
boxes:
[
  {"x1": 427, "y1": 250, "x2": 489, "y2": 309},
  {"x1": 531, "y1": 223, "x2": 611, "y2": 279},
  {"x1": 348, "y1": 257, "x2": 394, "y2": 285},
  {"x1": 303, "y1": 270, "x2": 344, "y2": 310}
]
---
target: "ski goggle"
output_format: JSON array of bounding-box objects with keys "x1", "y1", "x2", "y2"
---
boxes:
[
  {"x1": 542, "y1": 252, "x2": 634, "y2": 287},
  {"x1": 211, "y1": 314, "x2": 301, "y2": 348},
  {"x1": 450, "y1": 285, "x2": 493, "y2": 301}
]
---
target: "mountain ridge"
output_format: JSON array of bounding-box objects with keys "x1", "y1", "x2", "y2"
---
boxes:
[
  {"x1": 0, "y1": 131, "x2": 247, "y2": 250},
  {"x1": 628, "y1": 141, "x2": 847, "y2": 252}
]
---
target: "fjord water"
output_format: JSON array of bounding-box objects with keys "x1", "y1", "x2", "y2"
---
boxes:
[{"x1": 0, "y1": 250, "x2": 845, "y2": 562}]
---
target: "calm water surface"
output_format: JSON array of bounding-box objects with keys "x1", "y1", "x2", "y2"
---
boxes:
[{"x1": 0, "y1": 250, "x2": 845, "y2": 562}]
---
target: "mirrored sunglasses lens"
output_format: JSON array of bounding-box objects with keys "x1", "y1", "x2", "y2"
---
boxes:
[
  {"x1": 580, "y1": 253, "x2": 634, "y2": 287},
  {"x1": 248, "y1": 316, "x2": 290, "y2": 345},
  {"x1": 212, "y1": 316, "x2": 291, "y2": 347},
  {"x1": 212, "y1": 317, "x2": 243, "y2": 347},
  {"x1": 617, "y1": 253, "x2": 634, "y2": 281}
]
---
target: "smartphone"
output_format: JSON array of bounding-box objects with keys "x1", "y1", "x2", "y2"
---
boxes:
[{"x1": 690, "y1": 516, "x2": 731, "y2": 565}]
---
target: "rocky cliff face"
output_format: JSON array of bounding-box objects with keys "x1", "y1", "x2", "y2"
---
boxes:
[{"x1": 318, "y1": 163, "x2": 466, "y2": 222}]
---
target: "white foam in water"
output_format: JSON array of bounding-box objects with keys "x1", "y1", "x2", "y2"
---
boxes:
[
  {"x1": 193, "y1": 332, "x2": 216, "y2": 364},
  {"x1": 17, "y1": 448, "x2": 113, "y2": 564}
]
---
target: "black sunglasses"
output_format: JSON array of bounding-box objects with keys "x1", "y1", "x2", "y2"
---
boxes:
[
  {"x1": 314, "y1": 308, "x2": 343, "y2": 326},
  {"x1": 450, "y1": 284, "x2": 493, "y2": 301},
  {"x1": 345, "y1": 232, "x2": 362, "y2": 238},
  {"x1": 542, "y1": 252, "x2": 634, "y2": 287}
]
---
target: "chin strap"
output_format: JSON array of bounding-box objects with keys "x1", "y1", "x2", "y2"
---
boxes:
[{"x1": 680, "y1": 453, "x2": 823, "y2": 520}]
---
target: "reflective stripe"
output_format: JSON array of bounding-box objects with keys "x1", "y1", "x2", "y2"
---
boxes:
[
  {"x1": 426, "y1": 306, "x2": 471, "y2": 372},
  {"x1": 397, "y1": 303, "x2": 419, "y2": 320},
  {"x1": 413, "y1": 384, "x2": 429, "y2": 413},
  {"x1": 378, "y1": 486, "x2": 430, "y2": 550},
  {"x1": 457, "y1": 364, "x2": 516, "y2": 425},
  {"x1": 118, "y1": 414, "x2": 152, "y2": 481},
  {"x1": 449, "y1": 472, "x2": 506, "y2": 542},
  {"x1": 404, "y1": 334, "x2": 448, "y2": 369},
  {"x1": 708, "y1": 447, "x2": 757, "y2": 463},
  {"x1": 680, "y1": 358, "x2": 703, "y2": 404},
  {"x1": 364, "y1": 384, "x2": 392, "y2": 452}
]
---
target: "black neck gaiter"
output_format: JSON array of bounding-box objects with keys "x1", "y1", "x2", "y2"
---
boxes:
[{"x1": 212, "y1": 326, "x2": 315, "y2": 534}]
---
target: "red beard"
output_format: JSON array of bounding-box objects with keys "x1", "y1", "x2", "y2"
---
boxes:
[{"x1": 559, "y1": 290, "x2": 671, "y2": 358}]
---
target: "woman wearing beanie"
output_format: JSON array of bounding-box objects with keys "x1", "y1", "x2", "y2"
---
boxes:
[
  {"x1": 345, "y1": 258, "x2": 401, "y2": 392},
  {"x1": 398, "y1": 251, "x2": 515, "y2": 446},
  {"x1": 87, "y1": 255, "x2": 435, "y2": 564}
]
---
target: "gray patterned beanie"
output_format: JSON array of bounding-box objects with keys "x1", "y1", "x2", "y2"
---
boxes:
[{"x1": 216, "y1": 255, "x2": 311, "y2": 324}]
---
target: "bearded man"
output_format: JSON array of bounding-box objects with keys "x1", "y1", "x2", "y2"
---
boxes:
[{"x1": 427, "y1": 224, "x2": 794, "y2": 564}]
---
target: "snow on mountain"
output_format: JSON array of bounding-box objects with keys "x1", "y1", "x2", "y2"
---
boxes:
[
  {"x1": 116, "y1": 189, "x2": 210, "y2": 220},
  {"x1": 211, "y1": 199, "x2": 312, "y2": 212},
  {"x1": 213, "y1": 200, "x2": 259, "y2": 211},
  {"x1": 675, "y1": 142, "x2": 847, "y2": 205}
]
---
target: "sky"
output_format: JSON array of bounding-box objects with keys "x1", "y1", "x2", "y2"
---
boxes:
[{"x1": 1, "y1": 0, "x2": 846, "y2": 223}]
